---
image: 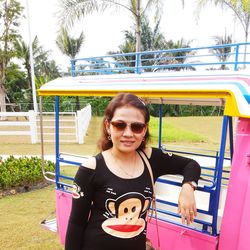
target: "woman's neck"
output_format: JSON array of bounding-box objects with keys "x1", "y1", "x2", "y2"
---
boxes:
[{"x1": 110, "y1": 148, "x2": 137, "y2": 161}]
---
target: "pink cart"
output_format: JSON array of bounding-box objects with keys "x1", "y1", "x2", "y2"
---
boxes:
[{"x1": 39, "y1": 43, "x2": 250, "y2": 250}]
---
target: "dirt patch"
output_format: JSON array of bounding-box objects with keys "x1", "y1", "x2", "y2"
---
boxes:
[{"x1": 0, "y1": 181, "x2": 52, "y2": 198}]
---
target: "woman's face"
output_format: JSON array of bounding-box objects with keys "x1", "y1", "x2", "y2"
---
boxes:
[{"x1": 106, "y1": 106, "x2": 147, "y2": 153}]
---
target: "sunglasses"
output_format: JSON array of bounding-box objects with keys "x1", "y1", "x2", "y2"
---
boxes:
[{"x1": 110, "y1": 121, "x2": 146, "y2": 134}]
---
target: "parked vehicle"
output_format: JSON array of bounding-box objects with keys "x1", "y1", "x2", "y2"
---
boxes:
[{"x1": 38, "y1": 43, "x2": 250, "y2": 250}]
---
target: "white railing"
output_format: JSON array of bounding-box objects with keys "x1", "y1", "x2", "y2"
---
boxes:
[
  {"x1": 37, "y1": 111, "x2": 77, "y2": 143},
  {"x1": 0, "y1": 105, "x2": 92, "y2": 144},
  {"x1": 77, "y1": 105, "x2": 92, "y2": 144},
  {"x1": 0, "y1": 110, "x2": 37, "y2": 144}
]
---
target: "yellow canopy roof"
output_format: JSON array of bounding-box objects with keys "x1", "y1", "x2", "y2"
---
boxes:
[{"x1": 38, "y1": 70, "x2": 250, "y2": 118}]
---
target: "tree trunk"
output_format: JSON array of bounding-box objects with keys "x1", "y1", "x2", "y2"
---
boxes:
[
  {"x1": 76, "y1": 96, "x2": 80, "y2": 111},
  {"x1": 243, "y1": 29, "x2": 248, "y2": 69},
  {"x1": 0, "y1": 84, "x2": 7, "y2": 120},
  {"x1": 135, "y1": 0, "x2": 141, "y2": 53}
]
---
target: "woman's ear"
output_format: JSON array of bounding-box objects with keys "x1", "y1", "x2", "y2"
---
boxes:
[
  {"x1": 143, "y1": 124, "x2": 148, "y2": 137},
  {"x1": 105, "y1": 119, "x2": 111, "y2": 135}
]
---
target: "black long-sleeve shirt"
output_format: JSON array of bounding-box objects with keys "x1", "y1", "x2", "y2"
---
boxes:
[{"x1": 65, "y1": 147, "x2": 200, "y2": 250}]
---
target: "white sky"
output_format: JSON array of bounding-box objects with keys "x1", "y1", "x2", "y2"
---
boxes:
[{"x1": 19, "y1": 0, "x2": 245, "y2": 71}]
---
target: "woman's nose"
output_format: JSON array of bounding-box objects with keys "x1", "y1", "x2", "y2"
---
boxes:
[{"x1": 122, "y1": 125, "x2": 133, "y2": 136}]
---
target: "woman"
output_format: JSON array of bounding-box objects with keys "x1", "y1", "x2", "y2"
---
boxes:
[{"x1": 65, "y1": 93, "x2": 201, "y2": 250}]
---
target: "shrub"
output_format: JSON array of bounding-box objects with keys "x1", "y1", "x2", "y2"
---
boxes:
[{"x1": 0, "y1": 156, "x2": 55, "y2": 189}]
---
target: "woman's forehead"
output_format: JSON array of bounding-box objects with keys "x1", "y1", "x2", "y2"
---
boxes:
[{"x1": 113, "y1": 106, "x2": 145, "y2": 121}]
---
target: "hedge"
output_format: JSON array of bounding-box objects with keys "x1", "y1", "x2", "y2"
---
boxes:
[{"x1": 0, "y1": 156, "x2": 55, "y2": 189}]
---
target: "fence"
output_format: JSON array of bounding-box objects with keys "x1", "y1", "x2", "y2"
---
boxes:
[
  {"x1": 0, "y1": 110, "x2": 37, "y2": 144},
  {"x1": 0, "y1": 105, "x2": 91, "y2": 144},
  {"x1": 37, "y1": 111, "x2": 77, "y2": 143},
  {"x1": 77, "y1": 105, "x2": 92, "y2": 144}
]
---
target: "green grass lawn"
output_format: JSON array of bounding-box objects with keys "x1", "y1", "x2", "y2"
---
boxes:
[
  {"x1": 149, "y1": 116, "x2": 207, "y2": 144},
  {"x1": 0, "y1": 185, "x2": 63, "y2": 250},
  {"x1": 0, "y1": 116, "x2": 227, "y2": 249}
]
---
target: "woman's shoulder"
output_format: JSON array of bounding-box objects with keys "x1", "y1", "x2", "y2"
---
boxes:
[
  {"x1": 141, "y1": 147, "x2": 153, "y2": 159},
  {"x1": 142, "y1": 147, "x2": 166, "y2": 159},
  {"x1": 80, "y1": 156, "x2": 97, "y2": 170}
]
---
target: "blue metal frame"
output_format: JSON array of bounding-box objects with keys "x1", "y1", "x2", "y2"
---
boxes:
[
  {"x1": 135, "y1": 53, "x2": 141, "y2": 74},
  {"x1": 157, "y1": 116, "x2": 231, "y2": 235},
  {"x1": 71, "y1": 43, "x2": 250, "y2": 75},
  {"x1": 55, "y1": 96, "x2": 60, "y2": 188},
  {"x1": 158, "y1": 104, "x2": 163, "y2": 149},
  {"x1": 70, "y1": 60, "x2": 75, "y2": 77},
  {"x1": 210, "y1": 116, "x2": 229, "y2": 235},
  {"x1": 228, "y1": 116, "x2": 234, "y2": 160},
  {"x1": 234, "y1": 45, "x2": 240, "y2": 71}
]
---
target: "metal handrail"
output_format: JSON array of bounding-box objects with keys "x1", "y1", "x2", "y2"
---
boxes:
[
  {"x1": 71, "y1": 42, "x2": 250, "y2": 75},
  {"x1": 39, "y1": 96, "x2": 56, "y2": 183}
]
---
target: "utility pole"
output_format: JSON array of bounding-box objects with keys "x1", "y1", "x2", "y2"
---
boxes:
[{"x1": 26, "y1": 0, "x2": 38, "y2": 113}]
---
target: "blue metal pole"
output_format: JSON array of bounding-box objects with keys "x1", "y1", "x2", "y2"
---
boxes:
[
  {"x1": 228, "y1": 116, "x2": 234, "y2": 161},
  {"x1": 211, "y1": 116, "x2": 229, "y2": 235},
  {"x1": 158, "y1": 104, "x2": 163, "y2": 149},
  {"x1": 214, "y1": 151, "x2": 219, "y2": 183},
  {"x1": 135, "y1": 52, "x2": 141, "y2": 74},
  {"x1": 71, "y1": 60, "x2": 75, "y2": 77},
  {"x1": 55, "y1": 96, "x2": 60, "y2": 188},
  {"x1": 234, "y1": 44, "x2": 239, "y2": 71}
]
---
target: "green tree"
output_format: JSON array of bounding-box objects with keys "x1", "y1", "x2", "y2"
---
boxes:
[
  {"x1": 56, "y1": 28, "x2": 84, "y2": 60},
  {"x1": 111, "y1": 15, "x2": 170, "y2": 71},
  {"x1": 118, "y1": 15, "x2": 167, "y2": 53},
  {"x1": 211, "y1": 33, "x2": 233, "y2": 69},
  {"x1": 0, "y1": 0, "x2": 23, "y2": 115},
  {"x1": 109, "y1": 16, "x2": 193, "y2": 73},
  {"x1": 14, "y1": 36, "x2": 61, "y2": 107},
  {"x1": 36, "y1": 59, "x2": 61, "y2": 84},
  {"x1": 162, "y1": 39, "x2": 194, "y2": 71},
  {"x1": 196, "y1": 0, "x2": 250, "y2": 65},
  {"x1": 14, "y1": 36, "x2": 48, "y2": 88},
  {"x1": 5, "y1": 63, "x2": 28, "y2": 111},
  {"x1": 56, "y1": 27, "x2": 84, "y2": 110},
  {"x1": 58, "y1": 0, "x2": 163, "y2": 53}
]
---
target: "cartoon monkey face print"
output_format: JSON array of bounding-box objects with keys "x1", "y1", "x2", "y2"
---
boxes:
[
  {"x1": 72, "y1": 183, "x2": 84, "y2": 199},
  {"x1": 102, "y1": 192, "x2": 151, "y2": 238}
]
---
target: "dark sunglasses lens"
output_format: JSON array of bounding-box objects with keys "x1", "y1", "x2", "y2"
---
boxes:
[
  {"x1": 131, "y1": 123, "x2": 145, "y2": 133},
  {"x1": 111, "y1": 122, "x2": 127, "y2": 131}
]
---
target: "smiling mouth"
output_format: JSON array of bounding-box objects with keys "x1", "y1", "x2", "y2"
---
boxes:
[
  {"x1": 107, "y1": 224, "x2": 142, "y2": 232},
  {"x1": 121, "y1": 141, "x2": 134, "y2": 144},
  {"x1": 72, "y1": 192, "x2": 80, "y2": 198}
]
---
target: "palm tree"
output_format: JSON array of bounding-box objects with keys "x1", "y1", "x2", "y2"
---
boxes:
[
  {"x1": 58, "y1": 0, "x2": 163, "y2": 53},
  {"x1": 211, "y1": 33, "x2": 233, "y2": 70},
  {"x1": 196, "y1": 0, "x2": 250, "y2": 65},
  {"x1": 56, "y1": 28, "x2": 84, "y2": 60},
  {"x1": 116, "y1": 15, "x2": 163, "y2": 53},
  {"x1": 109, "y1": 16, "x2": 193, "y2": 72},
  {"x1": 14, "y1": 36, "x2": 61, "y2": 109},
  {"x1": 56, "y1": 28, "x2": 84, "y2": 110},
  {"x1": 108, "y1": 15, "x2": 168, "y2": 72},
  {"x1": 158, "y1": 39, "x2": 195, "y2": 71},
  {"x1": 14, "y1": 36, "x2": 50, "y2": 89},
  {"x1": 0, "y1": 0, "x2": 23, "y2": 117}
]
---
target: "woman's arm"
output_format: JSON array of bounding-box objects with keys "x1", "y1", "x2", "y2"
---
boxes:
[
  {"x1": 147, "y1": 147, "x2": 201, "y2": 225},
  {"x1": 178, "y1": 183, "x2": 197, "y2": 225},
  {"x1": 65, "y1": 158, "x2": 96, "y2": 250},
  {"x1": 147, "y1": 147, "x2": 200, "y2": 183}
]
